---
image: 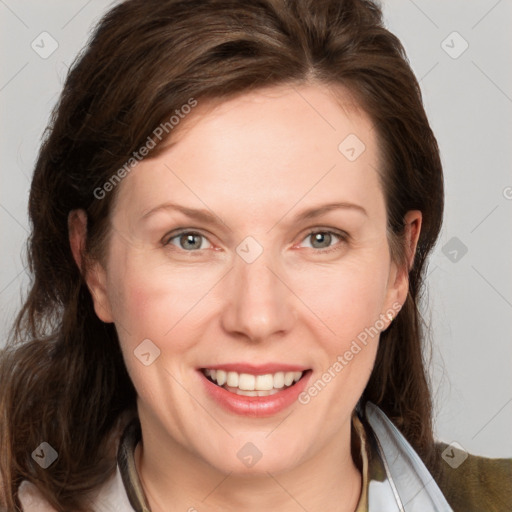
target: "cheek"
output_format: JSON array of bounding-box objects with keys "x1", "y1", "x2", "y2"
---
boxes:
[
  {"x1": 106, "y1": 253, "x2": 218, "y2": 351},
  {"x1": 105, "y1": 259, "x2": 207, "y2": 401},
  {"x1": 296, "y1": 261, "x2": 387, "y2": 421},
  {"x1": 295, "y1": 255, "x2": 390, "y2": 342}
]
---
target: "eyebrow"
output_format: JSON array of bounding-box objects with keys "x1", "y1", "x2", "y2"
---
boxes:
[{"x1": 140, "y1": 201, "x2": 367, "y2": 227}]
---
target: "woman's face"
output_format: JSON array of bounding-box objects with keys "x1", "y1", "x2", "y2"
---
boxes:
[{"x1": 85, "y1": 83, "x2": 413, "y2": 475}]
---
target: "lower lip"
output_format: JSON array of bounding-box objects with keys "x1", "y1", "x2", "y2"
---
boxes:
[{"x1": 199, "y1": 370, "x2": 312, "y2": 417}]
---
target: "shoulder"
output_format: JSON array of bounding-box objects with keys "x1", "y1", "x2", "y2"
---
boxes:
[
  {"x1": 17, "y1": 480, "x2": 58, "y2": 512},
  {"x1": 433, "y1": 442, "x2": 512, "y2": 512},
  {"x1": 18, "y1": 411, "x2": 138, "y2": 511},
  {"x1": 18, "y1": 465, "x2": 133, "y2": 512}
]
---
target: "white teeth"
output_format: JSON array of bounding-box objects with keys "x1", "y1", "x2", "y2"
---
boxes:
[
  {"x1": 226, "y1": 371, "x2": 239, "y2": 387},
  {"x1": 236, "y1": 389, "x2": 258, "y2": 396},
  {"x1": 238, "y1": 373, "x2": 255, "y2": 390},
  {"x1": 255, "y1": 374, "x2": 274, "y2": 391},
  {"x1": 202, "y1": 368, "x2": 305, "y2": 391},
  {"x1": 216, "y1": 369, "x2": 227, "y2": 386},
  {"x1": 273, "y1": 372, "x2": 285, "y2": 389},
  {"x1": 284, "y1": 372, "x2": 295, "y2": 386},
  {"x1": 257, "y1": 389, "x2": 280, "y2": 396},
  {"x1": 240, "y1": 389, "x2": 280, "y2": 397}
]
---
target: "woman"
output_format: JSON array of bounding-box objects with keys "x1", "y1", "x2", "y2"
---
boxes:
[{"x1": 1, "y1": 0, "x2": 510, "y2": 511}]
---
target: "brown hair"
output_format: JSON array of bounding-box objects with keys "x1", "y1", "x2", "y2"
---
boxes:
[{"x1": 0, "y1": 0, "x2": 443, "y2": 510}]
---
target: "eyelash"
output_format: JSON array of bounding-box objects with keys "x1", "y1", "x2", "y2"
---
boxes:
[
  {"x1": 162, "y1": 228, "x2": 349, "y2": 254},
  {"x1": 301, "y1": 228, "x2": 349, "y2": 253}
]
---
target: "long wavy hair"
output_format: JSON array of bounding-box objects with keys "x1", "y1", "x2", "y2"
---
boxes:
[{"x1": 0, "y1": 0, "x2": 444, "y2": 510}]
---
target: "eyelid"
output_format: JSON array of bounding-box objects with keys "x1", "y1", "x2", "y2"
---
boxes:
[
  {"x1": 296, "y1": 227, "x2": 349, "y2": 252},
  {"x1": 162, "y1": 227, "x2": 349, "y2": 253},
  {"x1": 302, "y1": 227, "x2": 349, "y2": 239},
  {"x1": 163, "y1": 228, "x2": 215, "y2": 250}
]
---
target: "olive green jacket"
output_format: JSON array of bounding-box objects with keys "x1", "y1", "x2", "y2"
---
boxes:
[{"x1": 432, "y1": 441, "x2": 512, "y2": 511}]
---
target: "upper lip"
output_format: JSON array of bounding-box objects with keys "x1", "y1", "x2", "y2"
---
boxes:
[{"x1": 199, "y1": 363, "x2": 310, "y2": 375}]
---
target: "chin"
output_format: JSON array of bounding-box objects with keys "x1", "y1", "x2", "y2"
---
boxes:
[{"x1": 198, "y1": 435, "x2": 306, "y2": 476}]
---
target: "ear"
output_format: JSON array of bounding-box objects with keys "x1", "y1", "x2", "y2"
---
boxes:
[
  {"x1": 402, "y1": 209, "x2": 422, "y2": 271},
  {"x1": 383, "y1": 210, "x2": 422, "y2": 318},
  {"x1": 68, "y1": 209, "x2": 114, "y2": 323}
]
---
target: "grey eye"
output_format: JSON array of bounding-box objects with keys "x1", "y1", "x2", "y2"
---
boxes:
[
  {"x1": 167, "y1": 232, "x2": 211, "y2": 251},
  {"x1": 308, "y1": 232, "x2": 334, "y2": 249}
]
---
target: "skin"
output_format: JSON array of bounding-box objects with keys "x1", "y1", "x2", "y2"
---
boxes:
[{"x1": 69, "y1": 83, "x2": 421, "y2": 512}]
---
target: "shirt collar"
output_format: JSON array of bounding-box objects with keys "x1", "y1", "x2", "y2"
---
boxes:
[{"x1": 117, "y1": 417, "x2": 151, "y2": 512}]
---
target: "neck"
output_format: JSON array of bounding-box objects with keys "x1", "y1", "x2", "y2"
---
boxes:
[{"x1": 134, "y1": 418, "x2": 362, "y2": 512}]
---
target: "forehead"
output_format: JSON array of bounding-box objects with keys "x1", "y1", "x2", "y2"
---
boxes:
[
  {"x1": 114, "y1": 83, "x2": 382, "y2": 222},
  {"x1": 166, "y1": 83, "x2": 376, "y2": 164}
]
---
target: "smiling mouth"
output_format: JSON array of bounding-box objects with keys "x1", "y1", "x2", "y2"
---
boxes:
[{"x1": 200, "y1": 368, "x2": 310, "y2": 396}]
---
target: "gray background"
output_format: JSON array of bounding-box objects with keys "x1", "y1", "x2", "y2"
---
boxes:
[{"x1": 1, "y1": 1, "x2": 511, "y2": 458}]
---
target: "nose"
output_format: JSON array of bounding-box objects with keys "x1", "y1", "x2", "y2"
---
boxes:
[{"x1": 220, "y1": 246, "x2": 297, "y2": 343}]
